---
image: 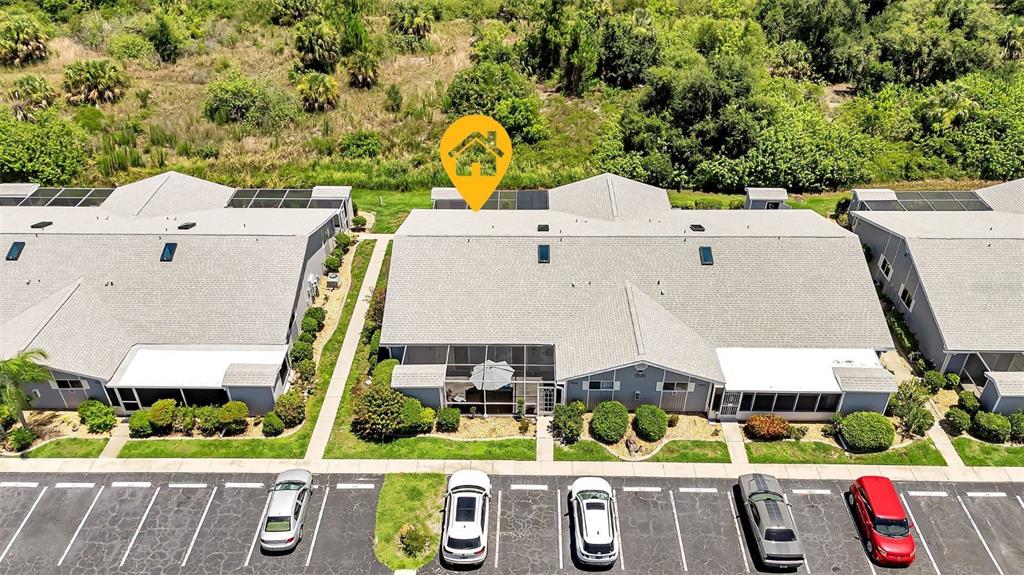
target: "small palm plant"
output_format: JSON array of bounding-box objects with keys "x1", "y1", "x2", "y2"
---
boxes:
[
  {"x1": 7, "y1": 75, "x2": 56, "y2": 122},
  {"x1": 347, "y1": 51, "x2": 379, "y2": 89},
  {"x1": 63, "y1": 59, "x2": 131, "y2": 106},
  {"x1": 0, "y1": 15, "x2": 49, "y2": 67},
  {"x1": 295, "y1": 15, "x2": 343, "y2": 73},
  {"x1": 297, "y1": 72, "x2": 340, "y2": 112},
  {"x1": 0, "y1": 348, "x2": 50, "y2": 433},
  {"x1": 389, "y1": 2, "x2": 432, "y2": 39}
]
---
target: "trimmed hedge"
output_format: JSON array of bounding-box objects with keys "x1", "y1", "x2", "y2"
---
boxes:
[
  {"x1": 262, "y1": 411, "x2": 284, "y2": 436},
  {"x1": 294, "y1": 359, "x2": 316, "y2": 383},
  {"x1": 290, "y1": 341, "x2": 313, "y2": 363},
  {"x1": 173, "y1": 405, "x2": 197, "y2": 433},
  {"x1": 1009, "y1": 412, "x2": 1024, "y2": 443},
  {"x1": 839, "y1": 412, "x2": 895, "y2": 453},
  {"x1": 436, "y1": 407, "x2": 461, "y2": 432},
  {"x1": 149, "y1": 398, "x2": 176, "y2": 432},
  {"x1": 301, "y1": 316, "x2": 320, "y2": 335},
  {"x1": 275, "y1": 388, "x2": 306, "y2": 427},
  {"x1": 372, "y1": 359, "x2": 399, "y2": 387},
  {"x1": 77, "y1": 399, "x2": 117, "y2": 433},
  {"x1": 400, "y1": 397, "x2": 433, "y2": 434},
  {"x1": 218, "y1": 401, "x2": 249, "y2": 435},
  {"x1": 351, "y1": 383, "x2": 404, "y2": 440},
  {"x1": 552, "y1": 400, "x2": 585, "y2": 444},
  {"x1": 744, "y1": 414, "x2": 790, "y2": 440},
  {"x1": 305, "y1": 306, "x2": 326, "y2": 327},
  {"x1": 633, "y1": 404, "x2": 668, "y2": 442},
  {"x1": 958, "y1": 391, "x2": 981, "y2": 415},
  {"x1": 590, "y1": 401, "x2": 629, "y2": 444},
  {"x1": 971, "y1": 411, "x2": 1010, "y2": 444},
  {"x1": 196, "y1": 405, "x2": 220, "y2": 435},
  {"x1": 922, "y1": 371, "x2": 946, "y2": 394},
  {"x1": 943, "y1": 407, "x2": 970, "y2": 436},
  {"x1": 128, "y1": 410, "x2": 153, "y2": 438}
]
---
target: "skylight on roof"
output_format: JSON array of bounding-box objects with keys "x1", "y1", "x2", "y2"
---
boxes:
[
  {"x1": 160, "y1": 242, "x2": 177, "y2": 262},
  {"x1": 698, "y1": 246, "x2": 713, "y2": 265},
  {"x1": 538, "y1": 244, "x2": 550, "y2": 263},
  {"x1": 5, "y1": 241, "x2": 25, "y2": 261}
]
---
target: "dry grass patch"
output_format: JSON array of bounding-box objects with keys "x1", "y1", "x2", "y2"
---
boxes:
[{"x1": 430, "y1": 416, "x2": 534, "y2": 439}]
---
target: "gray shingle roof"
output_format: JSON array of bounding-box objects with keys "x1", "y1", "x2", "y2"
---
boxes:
[
  {"x1": 391, "y1": 364, "x2": 447, "y2": 388},
  {"x1": 852, "y1": 188, "x2": 897, "y2": 201},
  {"x1": 975, "y1": 179, "x2": 1024, "y2": 214},
  {"x1": 745, "y1": 187, "x2": 788, "y2": 201},
  {"x1": 547, "y1": 173, "x2": 670, "y2": 221},
  {"x1": 101, "y1": 171, "x2": 235, "y2": 217},
  {"x1": 986, "y1": 371, "x2": 1024, "y2": 396},
  {"x1": 223, "y1": 363, "x2": 281, "y2": 387},
  {"x1": 833, "y1": 367, "x2": 897, "y2": 393}
]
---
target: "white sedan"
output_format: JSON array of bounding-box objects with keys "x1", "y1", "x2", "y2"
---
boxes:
[
  {"x1": 440, "y1": 470, "x2": 491, "y2": 565},
  {"x1": 569, "y1": 477, "x2": 619, "y2": 567}
]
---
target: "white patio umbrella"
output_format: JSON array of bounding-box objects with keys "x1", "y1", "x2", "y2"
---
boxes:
[{"x1": 469, "y1": 360, "x2": 515, "y2": 391}]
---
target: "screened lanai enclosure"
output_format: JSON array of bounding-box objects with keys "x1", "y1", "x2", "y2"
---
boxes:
[{"x1": 389, "y1": 344, "x2": 558, "y2": 415}]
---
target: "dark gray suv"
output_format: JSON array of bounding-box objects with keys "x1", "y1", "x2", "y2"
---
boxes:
[{"x1": 738, "y1": 474, "x2": 804, "y2": 569}]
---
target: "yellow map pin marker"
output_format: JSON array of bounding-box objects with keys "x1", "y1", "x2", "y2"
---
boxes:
[{"x1": 440, "y1": 115, "x2": 512, "y2": 211}]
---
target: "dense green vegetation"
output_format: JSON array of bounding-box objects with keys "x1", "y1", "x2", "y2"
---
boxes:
[{"x1": 1, "y1": 0, "x2": 1019, "y2": 197}]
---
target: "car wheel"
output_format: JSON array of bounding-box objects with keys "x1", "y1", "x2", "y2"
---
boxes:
[{"x1": 845, "y1": 492, "x2": 854, "y2": 506}]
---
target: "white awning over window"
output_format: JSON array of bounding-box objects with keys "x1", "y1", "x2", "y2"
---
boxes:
[
  {"x1": 716, "y1": 348, "x2": 884, "y2": 394},
  {"x1": 108, "y1": 345, "x2": 288, "y2": 389}
]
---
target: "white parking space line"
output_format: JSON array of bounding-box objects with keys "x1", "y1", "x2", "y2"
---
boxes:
[
  {"x1": 335, "y1": 483, "x2": 375, "y2": 490},
  {"x1": 493, "y1": 490, "x2": 501, "y2": 569},
  {"x1": 55, "y1": 482, "x2": 94, "y2": 489},
  {"x1": 840, "y1": 491, "x2": 877, "y2": 575},
  {"x1": 244, "y1": 492, "x2": 273, "y2": 567},
  {"x1": 0, "y1": 486, "x2": 47, "y2": 564},
  {"x1": 305, "y1": 486, "x2": 329, "y2": 567},
  {"x1": 0, "y1": 481, "x2": 37, "y2": 488},
  {"x1": 556, "y1": 489, "x2": 563, "y2": 571},
  {"x1": 510, "y1": 484, "x2": 548, "y2": 491},
  {"x1": 955, "y1": 494, "x2": 1005, "y2": 575},
  {"x1": 622, "y1": 486, "x2": 661, "y2": 493},
  {"x1": 791, "y1": 489, "x2": 831, "y2": 495},
  {"x1": 907, "y1": 490, "x2": 948, "y2": 497},
  {"x1": 899, "y1": 493, "x2": 941, "y2": 575},
  {"x1": 612, "y1": 490, "x2": 624, "y2": 571},
  {"x1": 727, "y1": 492, "x2": 750, "y2": 573},
  {"x1": 120, "y1": 487, "x2": 160, "y2": 567},
  {"x1": 965, "y1": 491, "x2": 1006, "y2": 498},
  {"x1": 111, "y1": 482, "x2": 151, "y2": 488},
  {"x1": 182, "y1": 486, "x2": 217, "y2": 566},
  {"x1": 224, "y1": 482, "x2": 263, "y2": 489},
  {"x1": 58, "y1": 486, "x2": 104, "y2": 566},
  {"x1": 783, "y1": 495, "x2": 812, "y2": 575},
  {"x1": 1017, "y1": 495, "x2": 1024, "y2": 511},
  {"x1": 168, "y1": 483, "x2": 207, "y2": 489},
  {"x1": 668, "y1": 490, "x2": 688, "y2": 571},
  {"x1": 678, "y1": 487, "x2": 718, "y2": 493}
]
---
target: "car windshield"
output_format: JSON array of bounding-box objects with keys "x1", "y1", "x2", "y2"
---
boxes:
[
  {"x1": 873, "y1": 517, "x2": 911, "y2": 537},
  {"x1": 749, "y1": 490, "x2": 785, "y2": 503},
  {"x1": 583, "y1": 541, "x2": 614, "y2": 555},
  {"x1": 578, "y1": 490, "x2": 610, "y2": 501},
  {"x1": 264, "y1": 516, "x2": 291, "y2": 532},
  {"x1": 274, "y1": 480, "x2": 305, "y2": 491},
  {"x1": 448, "y1": 536, "x2": 481, "y2": 550},
  {"x1": 765, "y1": 528, "x2": 797, "y2": 542}
]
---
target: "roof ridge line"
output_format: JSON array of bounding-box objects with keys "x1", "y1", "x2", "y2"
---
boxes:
[
  {"x1": 132, "y1": 172, "x2": 173, "y2": 217},
  {"x1": 605, "y1": 175, "x2": 619, "y2": 219},
  {"x1": 624, "y1": 285, "x2": 646, "y2": 356}
]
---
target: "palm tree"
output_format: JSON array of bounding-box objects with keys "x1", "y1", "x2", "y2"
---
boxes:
[
  {"x1": 347, "y1": 51, "x2": 379, "y2": 89},
  {"x1": 0, "y1": 348, "x2": 49, "y2": 431}
]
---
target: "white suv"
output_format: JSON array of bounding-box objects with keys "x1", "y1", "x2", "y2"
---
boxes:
[
  {"x1": 441, "y1": 470, "x2": 491, "y2": 565},
  {"x1": 569, "y1": 477, "x2": 619, "y2": 567}
]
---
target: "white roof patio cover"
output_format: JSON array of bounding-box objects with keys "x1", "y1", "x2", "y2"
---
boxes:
[
  {"x1": 716, "y1": 348, "x2": 885, "y2": 394},
  {"x1": 108, "y1": 345, "x2": 287, "y2": 389}
]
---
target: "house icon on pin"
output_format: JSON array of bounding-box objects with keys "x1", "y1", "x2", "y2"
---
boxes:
[{"x1": 447, "y1": 131, "x2": 505, "y2": 177}]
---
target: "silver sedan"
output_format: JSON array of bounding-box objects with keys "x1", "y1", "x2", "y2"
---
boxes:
[{"x1": 259, "y1": 469, "x2": 313, "y2": 552}]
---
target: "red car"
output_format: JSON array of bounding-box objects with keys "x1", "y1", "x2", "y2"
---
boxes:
[{"x1": 847, "y1": 476, "x2": 916, "y2": 566}]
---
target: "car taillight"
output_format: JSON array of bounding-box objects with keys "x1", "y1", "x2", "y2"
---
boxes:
[
  {"x1": 474, "y1": 548, "x2": 486, "y2": 555},
  {"x1": 287, "y1": 537, "x2": 295, "y2": 543}
]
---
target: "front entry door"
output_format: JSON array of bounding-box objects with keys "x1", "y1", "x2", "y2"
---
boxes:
[
  {"x1": 539, "y1": 386, "x2": 560, "y2": 414},
  {"x1": 719, "y1": 392, "x2": 742, "y2": 418}
]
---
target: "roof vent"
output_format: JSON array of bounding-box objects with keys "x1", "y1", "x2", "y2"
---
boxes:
[
  {"x1": 178, "y1": 222, "x2": 197, "y2": 230},
  {"x1": 689, "y1": 224, "x2": 705, "y2": 232},
  {"x1": 698, "y1": 246, "x2": 714, "y2": 265},
  {"x1": 537, "y1": 224, "x2": 549, "y2": 232},
  {"x1": 6, "y1": 241, "x2": 25, "y2": 261},
  {"x1": 538, "y1": 244, "x2": 550, "y2": 264},
  {"x1": 30, "y1": 221, "x2": 52, "y2": 229}
]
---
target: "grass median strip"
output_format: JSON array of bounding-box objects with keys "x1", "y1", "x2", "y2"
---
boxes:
[
  {"x1": 554, "y1": 438, "x2": 730, "y2": 462},
  {"x1": 22, "y1": 437, "x2": 109, "y2": 458},
  {"x1": 554, "y1": 440, "x2": 619, "y2": 462},
  {"x1": 117, "y1": 240, "x2": 376, "y2": 459},
  {"x1": 952, "y1": 437, "x2": 1024, "y2": 467},
  {"x1": 352, "y1": 189, "x2": 430, "y2": 233},
  {"x1": 745, "y1": 438, "x2": 946, "y2": 466},
  {"x1": 374, "y1": 473, "x2": 445, "y2": 571}
]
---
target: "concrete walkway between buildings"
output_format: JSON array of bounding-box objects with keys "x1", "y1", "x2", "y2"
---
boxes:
[
  {"x1": 536, "y1": 416, "x2": 553, "y2": 462},
  {"x1": 305, "y1": 236, "x2": 392, "y2": 460},
  {"x1": 927, "y1": 421, "x2": 966, "y2": 468},
  {"x1": 99, "y1": 422, "x2": 130, "y2": 459},
  {"x1": 721, "y1": 421, "x2": 749, "y2": 464}
]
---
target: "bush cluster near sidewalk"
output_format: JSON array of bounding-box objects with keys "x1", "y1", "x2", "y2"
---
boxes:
[
  {"x1": 590, "y1": 400, "x2": 629, "y2": 444},
  {"x1": 837, "y1": 412, "x2": 895, "y2": 453},
  {"x1": 126, "y1": 399, "x2": 251, "y2": 438},
  {"x1": 551, "y1": 400, "x2": 585, "y2": 444},
  {"x1": 633, "y1": 404, "x2": 668, "y2": 442},
  {"x1": 747, "y1": 438, "x2": 946, "y2": 466},
  {"x1": 77, "y1": 399, "x2": 117, "y2": 433}
]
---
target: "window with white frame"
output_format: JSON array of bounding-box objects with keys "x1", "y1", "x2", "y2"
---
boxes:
[
  {"x1": 898, "y1": 284, "x2": 914, "y2": 310},
  {"x1": 659, "y1": 380, "x2": 693, "y2": 392},
  {"x1": 54, "y1": 378, "x2": 86, "y2": 390},
  {"x1": 586, "y1": 380, "x2": 616, "y2": 391},
  {"x1": 877, "y1": 255, "x2": 893, "y2": 279}
]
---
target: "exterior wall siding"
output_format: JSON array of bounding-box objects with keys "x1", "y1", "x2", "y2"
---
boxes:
[
  {"x1": 745, "y1": 199, "x2": 791, "y2": 210},
  {"x1": 839, "y1": 391, "x2": 891, "y2": 415},
  {"x1": 288, "y1": 220, "x2": 337, "y2": 343},
  {"x1": 23, "y1": 368, "x2": 108, "y2": 410},
  {"x1": 395, "y1": 386, "x2": 445, "y2": 409},
  {"x1": 564, "y1": 365, "x2": 713, "y2": 412},
  {"x1": 980, "y1": 383, "x2": 1000, "y2": 412},
  {"x1": 225, "y1": 386, "x2": 276, "y2": 415}
]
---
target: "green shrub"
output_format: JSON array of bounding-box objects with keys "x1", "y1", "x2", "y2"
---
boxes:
[
  {"x1": 275, "y1": 388, "x2": 306, "y2": 427},
  {"x1": 8, "y1": 75, "x2": 57, "y2": 121},
  {"x1": 290, "y1": 341, "x2": 313, "y2": 363},
  {"x1": 107, "y1": 33, "x2": 156, "y2": 63},
  {"x1": 789, "y1": 425, "x2": 808, "y2": 440},
  {"x1": 436, "y1": 407, "x2": 461, "y2": 432},
  {"x1": 299, "y1": 331, "x2": 315, "y2": 344},
  {"x1": 352, "y1": 215, "x2": 367, "y2": 229},
  {"x1": 352, "y1": 383, "x2": 405, "y2": 440},
  {"x1": 295, "y1": 16, "x2": 343, "y2": 73},
  {"x1": 590, "y1": 401, "x2": 629, "y2": 444},
  {"x1": 889, "y1": 380, "x2": 929, "y2": 422},
  {"x1": 203, "y1": 74, "x2": 296, "y2": 130},
  {"x1": 902, "y1": 406, "x2": 934, "y2": 437},
  {"x1": 420, "y1": 407, "x2": 436, "y2": 432},
  {"x1": 385, "y1": 84, "x2": 402, "y2": 112},
  {"x1": 884, "y1": 307, "x2": 920, "y2": 355},
  {"x1": 840, "y1": 412, "x2": 895, "y2": 453},
  {"x1": 668, "y1": 413, "x2": 679, "y2": 428},
  {"x1": 972, "y1": 411, "x2": 1010, "y2": 444},
  {"x1": 399, "y1": 523, "x2": 429, "y2": 557},
  {"x1": 1009, "y1": 412, "x2": 1024, "y2": 443},
  {"x1": 295, "y1": 359, "x2": 316, "y2": 384},
  {"x1": 0, "y1": 15, "x2": 49, "y2": 67},
  {"x1": 218, "y1": 401, "x2": 250, "y2": 435},
  {"x1": 340, "y1": 129, "x2": 382, "y2": 158},
  {"x1": 148, "y1": 398, "x2": 176, "y2": 433},
  {"x1": 63, "y1": 60, "x2": 130, "y2": 106},
  {"x1": 301, "y1": 316, "x2": 320, "y2": 335},
  {"x1": 0, "y1": 404, "x2": 15, "y2": 430},
  {"x1": 633, "y1": 404, "x2": 668, "y2": 442},
  {"x1": 324, "y1": 255, "x2": 341, "y2": 272},
  {"x1": 7, "y1": 427, "x2": 35, "y2": 452},
  {"x1": 519, "y1": 417, "x2": 530, "y2": 434},
  {"x1": 944, "y1": 407, "x2": 971, "y2": 436},
  {"x1": 270, "y1": 0, "x2": 319, "y2": 25},
  {"x1": 346, "y1": 50, "x2": 379, "y2": 88},
  {"x1": 372, "y1": 359, "x2": 399, "y2": 387},
  {"x1": 145, "y1": 14, "x2": 181, "y2": 64},
  {"x1": 744, "y1": 414, "x2": 791, "y2": 440},
  {"x1": 694, "y1": 198, "x2": 723, "y2": 209},
  {"x1": 262, "y1": 410, "x2": 285, "y2": 436},
  {"x1": 958, "y1": 391, "x2": 981, "y2": 415},
  {"x1": 128, "y1": 410, "x2": 153, "y2": 438},
  {"x1": 305, "y1": 306, "x2": 327, "y2": 326},
  {"x1": 195, "y1": 405, "x2": 219, "y2": 435},
  {"x1": 173, "y1": 405, "x2": 197, "y2": 433},
  {"x1": 0, "y1": 109, "x2": 87, "y2": 184},
  {"x1": 552, "y1": 400, "x2": 584, "y2": 444},
  {"x1": 297, "y1": 71, "x2": 340, "y2": 112},
  {"x1": 922, "y1": 371, "x2": 946, "y2": 394},
  {"x1": 945, "y1": 373, "x2": 961, "y2": 390},
  {"x1": 77, "y1": 399, "x2": 117, "y2": 433},
  {"x1": 400, "y1": 397, "x2": 429, "y2": 434}
]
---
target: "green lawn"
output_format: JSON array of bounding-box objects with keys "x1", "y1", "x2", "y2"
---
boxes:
[
  {"x1": 374, "y1": 473, "x2": 446, "y2": 570},
  {"x1": 554, "y1": 440, "x2": 619, "y2": 462},
  {"x1": 786, "y1": 192, "x2": 850, "y2": 217},
  {"x1": 352, "y1": 188, "x2": 430, "y2": 233},
  {"x1": 668, "y1": 191, "x2": 744, "y2": 209},
  {"x1": 952, "y1": 437, "x2": 1024, "y2": 466},
  {"x1": 745, "y1": 438, "x2": 946, "y2": 466},
  {"x1": 118, "y1": 240, "x2": 377, "y2": 459},
  {"x1": 23, "y1": 437, "x2": 109, "y2": 458},
  {"x1": 649, "y1": 440, "x2": 731, "y2": 463}
]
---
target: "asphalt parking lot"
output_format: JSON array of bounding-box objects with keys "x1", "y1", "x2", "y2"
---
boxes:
[{"x1": 0, "y1": 473, "x2": 1021, "y2": 574}]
